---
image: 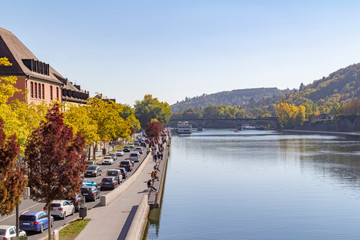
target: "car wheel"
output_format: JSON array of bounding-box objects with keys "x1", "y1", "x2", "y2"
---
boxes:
[
  {"x1": 62, "y1": 212, "x2": 66, "y2": 219},
  {"x1": 51, "y1": 220, "x2": 54, "y2": 227},
  {"x1": 72, "y1": 208, "x2": 75, "y2": 215},
  {"x1": 39, "y1": 224, "x2": 44, "y2": 233}
]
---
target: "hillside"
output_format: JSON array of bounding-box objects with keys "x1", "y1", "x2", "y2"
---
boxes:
[
  {"x1": 287, "y1": 63, "x2": 360, "y2": 107},
  {"x1": 171, "y1": 88, "x2": 293, "y2": 112}
]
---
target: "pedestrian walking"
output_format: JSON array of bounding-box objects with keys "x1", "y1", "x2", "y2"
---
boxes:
[
  {"x1": 160, "y1": 152, "x2": 163, "y2": 160},
  {"x1": 147, "y1": 179, "x2": 157, "y2": 191},
  {"x1": 154, "y1": 164, "x2": 160, "y2": 172},
  {"x1": 151, "y1": 171, "x2": 159, "y2": 181}
]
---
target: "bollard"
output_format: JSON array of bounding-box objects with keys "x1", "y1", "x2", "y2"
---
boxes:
[{"x1": 53, "y1": 229, "x2": 59, "y2": 240}]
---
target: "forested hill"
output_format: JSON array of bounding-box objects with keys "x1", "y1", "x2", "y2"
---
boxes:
[
  {"x1": 288, "y1": 63, "x2": 360, "y2": 107},
  {"x1": 171, "y1": 88, "x2": 292, "y2": 112}
]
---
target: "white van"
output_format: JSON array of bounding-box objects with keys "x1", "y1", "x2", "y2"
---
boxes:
[{"x1": 129, "y1": 152, "x2": 140, "y2": 162}]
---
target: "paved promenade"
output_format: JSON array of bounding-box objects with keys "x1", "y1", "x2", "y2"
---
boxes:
[{"x1": 76, "y1": 145, "x2": 167, "y2": 240}]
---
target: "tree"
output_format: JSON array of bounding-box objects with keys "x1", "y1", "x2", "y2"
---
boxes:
[
  {"x1": 24, "y1": 104, "x2": 86, "y2": 239},
  {"x1": 145, "y1": 120, "x2": 163, "y2": 139},
  {"x1": 0, "y1": 57, "x2": 47, "y2": 154},
  {"x1": 0, "y1": 118, "x2": 27, "y2": 216},
  {"x1": 276, "y1": 102, "x2": 306, "y2": 128},
  {"x1": 135, "y1": 94, "x2": 171, "y2": 128}
]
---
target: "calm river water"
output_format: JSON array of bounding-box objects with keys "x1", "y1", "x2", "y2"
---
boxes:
[{"x1": 145, "y1": 129, "x2": 360, "y2": 240}]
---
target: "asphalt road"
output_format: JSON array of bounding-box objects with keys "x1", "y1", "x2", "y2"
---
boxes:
[{"x1": 0, "y1": 146, "x2": 149, "y2": 240}]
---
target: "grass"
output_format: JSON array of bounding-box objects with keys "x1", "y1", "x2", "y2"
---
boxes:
[{"x1": 59, "y1": 218, "x2": 91, "y2": 240}]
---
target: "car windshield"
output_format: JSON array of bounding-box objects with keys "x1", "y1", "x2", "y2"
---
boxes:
[
  {"x1": 84, "y1": 180, "x2": 93, "y2": 184},
  {"x1": 107, "y1": 171, "x2": 117, "y2": 176},
  {"x1": 81, "y1": 188, "x2": 92, "y2": 193},
  {"x1": 131, "y1": 153, "x2": 138, "y2": 156},
  {"x1": 124, "y1": 146, "x2": 130, "y2": 149},
  {"x1": 87, "y1": 166, "x2": 96, "y2": 170},
  {"x1": 121, "y1": 161, "x2": 129, "y2": 165},
  {"x1": 103, "y1": 178, "x2": 113, "y2": 182},
  {"x1": 104, "y1": 157, "x2": 112, "y2": 159},
  {"x1": 0, "y1": 229, "x2": 6, "y2": 235},
  {"x1": 19, "y1": 215, "x2": 36, "y2": 221},
  {"x1": 51, "y1": 203, "x2": 61, "y2": 207}
]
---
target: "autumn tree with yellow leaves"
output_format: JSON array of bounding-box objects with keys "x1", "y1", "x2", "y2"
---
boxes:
[{"x1": 276, "y1": 102, "x2": 305, "y2": 128}]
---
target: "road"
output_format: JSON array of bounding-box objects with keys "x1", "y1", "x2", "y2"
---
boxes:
[{"x1": 0, "y1": 146, "x2": 149, "y2": 240}]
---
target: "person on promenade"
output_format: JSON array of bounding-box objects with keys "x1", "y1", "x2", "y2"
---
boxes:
[
  {"x1": 160, "y1": 152, "x2": 163, "y2": 160},
  {"x1": 154, "y1": 164, "x2": 160, "y2": 172},
  {"x1": 151, "y1": 171, "x2": 159, "y2": 181},
  {"x1": 147, "y1": 179, "x2": 157, "y2": 191}
]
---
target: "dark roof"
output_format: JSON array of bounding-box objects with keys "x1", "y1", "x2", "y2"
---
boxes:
[{"x1": 0, "y1": 27, "x2": 62, "y2": 85}]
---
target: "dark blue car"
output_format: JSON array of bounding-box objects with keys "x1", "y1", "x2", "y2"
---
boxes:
[{"x1": 19, "y1": 211, "x2": 53, "y2": 233}]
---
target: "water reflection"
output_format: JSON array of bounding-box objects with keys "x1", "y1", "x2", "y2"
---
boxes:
[{"x1": 147, "y1": 130, "x2": 360, "y2": 240}]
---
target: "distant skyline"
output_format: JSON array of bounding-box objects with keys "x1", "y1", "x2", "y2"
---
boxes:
[{"x1": 2, "y1": 1, "x2": 360, "y2": 106}]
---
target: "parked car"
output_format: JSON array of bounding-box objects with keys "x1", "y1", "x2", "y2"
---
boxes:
[
  {"x1": 102, "y1": 156, "x2": 114, "y2": 165},
  {"x1": 135, "y1": 147, "x2": 143, "y2": 154},
  {"x1": 108, "y1": 153, "x2": 117, "y2": 160},
  {"x1": 119, "y1": 160, "x2": 133, "y2": 172},
  {"x1": 116, "y1": 150, "x2": 124, "y2": 157},
  {"x1": 116, "y1": 167, "x2": 127, "y2": 179},
  {"x1": 134, "y1": 140, "x2": 140, "y2": 146},
  {"x1": 128, "y1": 143, "x2": 135, "y2": 148},
  {"x1": 19, "y1": 211, "x2": 53, "y2": 233},
  {"x1": 82, "y1": 179, "x2": 98, "y2": 187},
  {"x1": 0, "y1": 225, "x2": 26, "y2": 239},
  {"x1": 106, "y1": 169, "x2": 123, "y2": 184},
  {"x1": 67, "y1": 194, "x2": 83, "y2": 212},
  {"x1": 86, "y1": 160, "x2": 96, "y2": 166},
  {"x1": 45, "y1": 200, "x2": 75, "y2": 219},
  {"x1": 80, "y1": 186, "x2": 100, "y2": 201},
  {"x1": 85, "y1": 165, "x2": 102, "y2": 177},
  {"x1": 129, "y1": 152, "x2": 140, "y2": 162},
  {"x1": 140, "y1": 141, "x2": 146, "y2": 147},
  {"x1": 123, "y1": 146, "x2": 131, "y2": 152},
  {"x1": 100, "y1": 177, "x2": 118, "y2": 190}
]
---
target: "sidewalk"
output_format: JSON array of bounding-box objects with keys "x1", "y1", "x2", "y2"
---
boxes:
[{"x1": 76, "y1": 148, "x2": 166, "y2": 240}]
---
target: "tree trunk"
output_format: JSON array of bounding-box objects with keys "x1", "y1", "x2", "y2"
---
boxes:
[
  {"x1": 47, "y1": 205, "x2": 51, "y2": 240},
  {"x1": 87, "y1": 144, "x2": 91, "y2": 160},
  {"x1": 92, "y1": 142, "x2": 96, "y2": 160}
]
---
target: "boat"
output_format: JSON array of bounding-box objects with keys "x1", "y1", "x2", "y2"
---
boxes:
[{"x1": 177, "y1": 121, "x2": 192, "y2": 134}]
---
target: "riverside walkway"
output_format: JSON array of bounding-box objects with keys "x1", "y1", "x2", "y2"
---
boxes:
[{"x1": 76, "y1": 141, "x2": 169, "y2": 240}]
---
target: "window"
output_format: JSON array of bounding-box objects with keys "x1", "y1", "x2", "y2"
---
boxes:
[
  {"x1": 30, "y1": 82, "x2": 34, "y2": 98},
  {"x1": 56, "y1": 87, "x2": 59, "y2": 99},
  {"x1": 34, "y1": 83, "x2": 37, "y2": 98},
  {"x1": 39, "y1": 83, "x2": 41, "y2": 99},
  {"x1": 42, "y1": 84, "x2": 45, "y2": 99},
  {"x1": 9, "y1": 227, "x2": 15, "y2": 235},
  {"x1": 50, "y1": 86, "x2": 53, "y2": 100}
]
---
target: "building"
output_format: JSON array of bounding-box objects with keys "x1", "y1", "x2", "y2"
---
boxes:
[{"x1": 0, "y1": 27, "x2": 88, "y2": 105}]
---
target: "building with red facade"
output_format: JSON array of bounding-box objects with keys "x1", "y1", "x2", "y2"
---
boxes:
[{"x1": 0, "y1": 27, "x2": 88, "y2": 105}]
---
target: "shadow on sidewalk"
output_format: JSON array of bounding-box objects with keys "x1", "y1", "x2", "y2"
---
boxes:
[{"x1": 118, "y1": 205, "x2": 138, "y2": 240}]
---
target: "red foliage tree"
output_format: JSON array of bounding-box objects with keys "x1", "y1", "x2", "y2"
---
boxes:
[
  {"x1": 145, "y1": 121, "x2": 163, "y2": 139},
  {"x1": 0, "y1": 118, "x2": 27, "y2": 215},
  {"x1": 24, "y1": 104, "x2": 86, "y2": 239}
]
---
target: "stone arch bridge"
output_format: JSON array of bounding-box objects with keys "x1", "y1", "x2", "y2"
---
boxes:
[{"x1": 167, "y1": 117, "x2": 279, "y2": 130}]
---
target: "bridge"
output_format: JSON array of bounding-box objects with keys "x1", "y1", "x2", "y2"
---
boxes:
[{"x1": 167, "y1": 117, "x2": 279, "y2": 130}]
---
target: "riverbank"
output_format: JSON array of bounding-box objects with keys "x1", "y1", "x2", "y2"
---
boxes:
[
  {"x1": 281, "y1": 129, "x2": 360, "y2": 139},
  {"x1": 74, "y1": 135, "x2": 170, "y2": 240}
]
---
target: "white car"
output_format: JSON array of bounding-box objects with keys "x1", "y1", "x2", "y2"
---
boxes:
[
  {"x1": 47, "y1": 200, "x2": 75, "y2": 219},
  {"x1": 102, "y1": 156, "x2": 114, "y2": 165},
  {"x1": 116, "y1": 150, "x2": 124, "y2": 157},
  {"x1": 0, "y1": 225, "x2": 26, "y2": 239}
]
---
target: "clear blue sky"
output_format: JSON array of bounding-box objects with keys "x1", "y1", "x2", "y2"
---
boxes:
[{"x1": 2, "y1": 1, "x2": 360, "y2": 105}]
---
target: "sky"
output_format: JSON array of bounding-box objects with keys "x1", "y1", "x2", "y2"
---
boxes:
[{"x1": 2, "y1": 0, "x2": 360, "y2": 106}]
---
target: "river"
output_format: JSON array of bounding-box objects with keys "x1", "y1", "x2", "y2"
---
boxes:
[{"x1": 145, "y1": 129, "x2": 360, "y2": 240}]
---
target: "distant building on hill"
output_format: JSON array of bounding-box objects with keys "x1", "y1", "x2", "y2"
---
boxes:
[{"x1": 0, "y1": 27, "x2": 89, "y2": 106}]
